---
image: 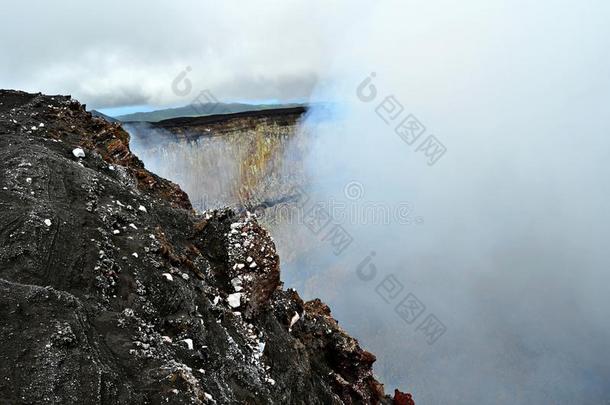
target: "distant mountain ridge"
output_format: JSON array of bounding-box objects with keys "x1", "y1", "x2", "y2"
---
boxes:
[
  {"x1": 90, "y1": 109, "x2": 120, "y2": 123},
  {"x1": 115, "y1": 102, "x2": 307, "y2": 122}
]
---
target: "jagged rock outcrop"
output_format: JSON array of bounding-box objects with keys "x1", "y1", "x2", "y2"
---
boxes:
[{"x1": 0, "y1": 90, "x2": 413, "y2": 404}]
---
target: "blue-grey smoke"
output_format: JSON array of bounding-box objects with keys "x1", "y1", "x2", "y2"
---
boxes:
[{"x1": 287, "y1": 1, "x2": 610, "y2": 403}]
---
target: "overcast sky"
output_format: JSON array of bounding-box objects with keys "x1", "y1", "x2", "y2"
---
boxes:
[
  {"x1": 4, "y1": 1, "x2": 608, "y2": 111},
  {"x1": 0, "y1": 0, "x2": 351, "y2": 109}
]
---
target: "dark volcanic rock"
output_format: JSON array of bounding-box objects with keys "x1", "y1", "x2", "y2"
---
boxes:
[{"x1": 0, "y1": 90, "x2": 412, "y2": 404}]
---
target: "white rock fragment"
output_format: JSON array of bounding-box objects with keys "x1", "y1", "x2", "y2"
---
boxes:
[
  {"x1": 30, "y1": 126, "x2": 37, "y2": 131},
  {"x1": 108, "y1": 165, "x2": 115, "y2": 171},
  {"x1": 237, "y1": 263, "x2": 245, "y2": 270},
  {"x1": 138, "y1": 205, "x2": 147, "y2": 213},
  {"x1": 39, "y1": 123, "x2": 44, "y2": 127},
  {"x1": 113, "y1": 230, "x2": 120, "y2": 235},
  {"x1": 249, "y1": 261, "x2": 257, "y2": 269},
  {"x1": 44, "y1": 219, "x2": 52, "y2": 227},
  {"x1": 181, "y1": 273, "x2": 189, "y2": 280},
  {"x1": 132, "y1": 253, "x2": 138, "y2": 258},
  {"x1": 213, "y1": 296, "x2": 221, "y2": 305},
  {"x1": 161, "y1": 336, "x2": 173, "y2": 344},
  {"x1": 129, "y1": 223, "x2": 137, "y2": 230},
  {"x1": 227, "y1": 293, "x2": 242, "y2": 308},
  {"x1": 162, "y1": 273, "x2": 173, "y2": 281},
  {"x1": 231, "y1": 277, "x2": 243, "y2": 292},
  {"x1": 289, "y1": 312, "x2": 300, "y2": 330},
  {"x1": 72, "y1": 148, "x2": 86, "y2": 158},
  {"x1": 204, "y1": 393, "x2": 213, "y2": 400},
  {"x1": 180, "y1": 338, "x2": 194, "y2": 350},
  {"x1": 246, "y1": 256, "x2": 253, "y2": 263}
]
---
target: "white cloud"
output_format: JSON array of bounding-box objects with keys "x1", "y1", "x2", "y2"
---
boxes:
[{"x1": 0, "y1": 0, "x2": 344, "y2": 107}]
